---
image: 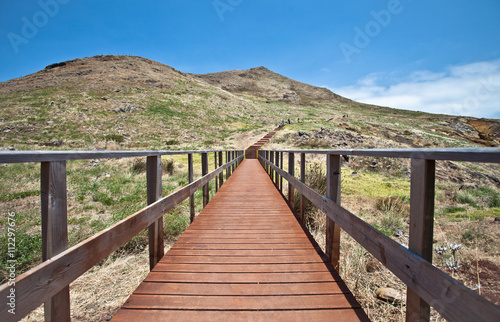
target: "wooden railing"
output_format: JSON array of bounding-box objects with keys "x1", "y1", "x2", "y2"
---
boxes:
[
  {"x1": 258, "y1": 148, "x2": 500, "y2": 322},
  {"x1": 0, "y1": 149, "x2": 244, "y2": 322}
]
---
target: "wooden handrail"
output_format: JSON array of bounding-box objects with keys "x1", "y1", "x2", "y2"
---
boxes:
[
  {"x1": 0, "y1": 149, "x2": 242, "y2": 164},
  {"x1": 0, "y1": 151, "x2": 244, "y2": 321},
  {"x1": 259, "y1": 150, "x2": 500, "y2": 322},
  {"x1": 259, "y1": 147, "x2": 500, "y2": 163}
]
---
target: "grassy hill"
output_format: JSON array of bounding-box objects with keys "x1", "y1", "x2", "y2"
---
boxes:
[
  {"x1": 1, "y1": 55, "x2": 499, "y2": 153},
  {"x1": 0, "y1": 55, "x2": 499, "y2": 320}
]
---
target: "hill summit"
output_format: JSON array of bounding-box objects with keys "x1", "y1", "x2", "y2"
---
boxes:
[{"x1": 194, "y1": 66, "x2": 350, "y2": 105}]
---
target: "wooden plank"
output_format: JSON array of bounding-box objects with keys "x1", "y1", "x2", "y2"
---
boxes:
[
  {"x1": 151, "y1": 263, "x2": 328, "y2": 273},
  {"x1": 0, "y1": 158, "x2": 239, "y2": 320},
  {"x1": 134, "y1": 281, "x2": 346, "y2": 295},
  {"x1": 164, "y1": 249, "x2": 320, "y2": 256},
  {"x1": 183, "y1": 228, "x2": 304, "y2": 233},
  {"x1": 120, "y1": 294, "x2": 361, "y2": 310},
  {"x1": 270, "y1": 151, "x2": 275, "y2": 184},
  {"x1": 175, "y1": 237, "x2": 311, "y2": 244},
  {"x1": 288, "y1": 152, "x2": 295, "y2": 208},
  {"x1": 144, "y1": 271, "x2": 339, "y2": 283},
  {"x1": 176, "y1": 233, "x2": 306, "y2": 238},
  {"x1": 231, "y1": 151, "x2": 235, "y2": 172},
  {"x1": 158, "y1": 255, "x2": 322, "y2": 264},
  {"x1": 188, "y1": 153, "x2": 195, "y2": 223},
  {"x1": 169, "y1": 243, "x2": 314, "y2": 250},
  {"x1": 219, "y1": 151, "x2": 223, "y2": 188},
  {"x1": 202, "y1": 152, "x2": 209, "y2": 207},
  {"x1": 258, "y1": 147, "x2": 500, "y2": 163},
  {"x1": 280, "y1": 151, "x2": 284, "y2": 192},
  {"x1": 214, "y1": 152, "x2": 218, "y2": 192},
  {"x1": 147, "y1": 156, "x2": 164, "y2": 271},
  {"x1": 406, "y1": 159, "x2": 435, "y2": 322},
  {"x1": 112, "y1": 308, "x2": 369, "y2": 321},
  {"x1": 326, "y1": 154, "x2": 341, "y2": 272},
  {"x1": 0, "y1": 149, "x2": 244, "y2": 163},
  {"x1": 300, "y1": 152, "x2": 306, "y2": 224},
  {"x1": 41, "y1": 161, "x2": 70, "y2": 322},
  {"x1": 262, "y1": 157, "x2": 500, "y2": 322}
]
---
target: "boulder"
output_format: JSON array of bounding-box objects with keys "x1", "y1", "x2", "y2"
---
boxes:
[{"x1": 375, "y1": 287, "x2": 402, "y2": 303}]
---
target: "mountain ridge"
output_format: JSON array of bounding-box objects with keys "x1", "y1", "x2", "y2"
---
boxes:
[{"x1": 0, "y1": 55, "x2": 499, "y2": 150}]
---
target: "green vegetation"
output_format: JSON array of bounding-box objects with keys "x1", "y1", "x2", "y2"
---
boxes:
[
  {"x1": 343, "y1": 170, "x2": 410, "y2": 199},
  {"x1": 0, "y1": 190, "x2": 40, "y2": 202},
  {"x1": 106, "y1": 134, "x2": 124, "y2": 143},
  {"x1": 0, "y1": 152, "x2": 227, "y2": 283},
  {"x1": 0, "y1": 230, "x2": 42, "y2": 281}
]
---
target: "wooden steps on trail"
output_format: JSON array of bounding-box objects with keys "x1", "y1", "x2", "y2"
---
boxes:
[{"x1": 244, "y1": 126, "x2": 283, "y2": 159}]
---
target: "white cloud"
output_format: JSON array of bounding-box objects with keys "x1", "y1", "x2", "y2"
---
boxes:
[{"x1": 334, "y1": 59, "x2": 500, "y2": 118}]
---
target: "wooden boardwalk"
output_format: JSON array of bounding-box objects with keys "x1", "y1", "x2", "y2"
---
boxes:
[{"x1": 112, "y1": 159, "x2": 368, "y2": 321}]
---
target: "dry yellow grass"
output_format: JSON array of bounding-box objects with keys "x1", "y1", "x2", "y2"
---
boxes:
[{"x1": 21, "y1": 243, "x2": 174, "y2": 322}]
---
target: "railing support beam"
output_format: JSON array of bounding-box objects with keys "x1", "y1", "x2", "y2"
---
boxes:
[
  {"x1": 269, "y1": 151, "x2": 274, "y2": 184},
  {"x1": 188, "y1": 153, "x2": 195, "y2": 223},
  {"x1": 214, "y1": 152, "x2": 219, "y2": 192},
  {"x1": 147, "y1": 156, "x2": 163, "y2": 271},
  {"x1": 41, "y1": 161, "x2": 70, "y2": 322},
  {"x1": 219, "y1": 151, "x2": 223, "y2": 188},
  {"x1": 406, "y1": 159, "x2": 435, "y2": 322},
  {"x1": 326, "y1": 154, "x2": 341, "y2": 271},
  {"x1": 202, "y1": 152, "x2": 209, "y2": 207},
  {"x1": 280, "y1": 152, "x2": 284, "y2": 193},
  {"x1": 288, "y1": 152, "x2": 295, "y2": 208},
  {"x1": 300, "y1": 153, "x2": 306, "y2": 224}
]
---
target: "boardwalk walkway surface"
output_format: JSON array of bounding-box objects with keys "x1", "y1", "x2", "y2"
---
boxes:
[{"x1": 112, "y1": 159, "x2": 368, "y2": 321}]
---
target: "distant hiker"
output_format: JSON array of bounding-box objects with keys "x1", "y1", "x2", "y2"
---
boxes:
[{"x1": 287, "y1": 118, "x2": 291, "y2": 124}]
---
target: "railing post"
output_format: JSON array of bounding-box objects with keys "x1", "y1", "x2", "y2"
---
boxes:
[
  {"x1": 147, "y1": 155, "x2": 163, "y2": 271},
  {"x1": 326, "y1": 154, "x2": 341, "y2": 271},
  {"x1": 41, "y1": 161, "x2": 70, "y2": 322},
  {"x1": 266, "y1": 151, "x2": 270, "y2": 174},
  {"x1": 214, "y1": 152, "x2": 219, "y2": 192},
  {"x1": 280, "y1": 152, "x2": 284, "y2": 193},
  {"x1": 188, "y1": 153, "x2": 195, "y2": 223},
  {"x1": 219, "y1": 151, "x2": 223, "y2": 188},
  {"x1": 406, "y1": 159, "x2": 435, "y2": 322},
  {"x1": 276, "y1": 152, "x2": 280, "y2": 188},
  {"x1": 270, "y1": 151, "x2": 275, "y2": 181},
  {"x1": 202, "y1": 152, "x2": 209, "y2": 207},
  {"x1": 226, "y1": 151, "x2": 230, "y2": 178},
  {"x1": 288, "y1": 152, "x2": 295, "y2": 208},
  {"x1": 275, "y1": 152, "x2": 280, "y2": 188},
  {"x1": 300, "y1": 152, "x2": 306, "y2": 224}
]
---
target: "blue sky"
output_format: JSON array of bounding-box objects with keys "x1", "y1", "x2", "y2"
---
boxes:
[{"x1": 1, "y1": 0, "x2": 499, "y2": 118}]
